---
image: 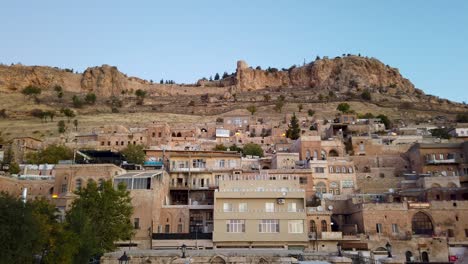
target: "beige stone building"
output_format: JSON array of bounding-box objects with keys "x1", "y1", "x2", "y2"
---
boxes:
[{"x1": 213, "y1": 175, "x2": 308, "y2": 249}]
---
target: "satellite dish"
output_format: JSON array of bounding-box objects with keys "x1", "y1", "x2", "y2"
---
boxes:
[
  {"x1": 389, "y1": 188, "x2": 394, "y2": 193},
  {"x1": 317, "y1": 206, "x2": 323, "y2": 211},
  {"x1": 328, "y1": 205, "x2": 334, "y2": 211}
]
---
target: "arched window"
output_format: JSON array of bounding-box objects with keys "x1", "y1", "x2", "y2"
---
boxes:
[
  {"x1": 310, "y1": 220, "x2": 317, "y2": 233},
  {"x1": 177, "y1": 132, "x2": 182, "y2": 137},
  {"x1": 313, "y1": 150, "x2": 318, "y2": 160},
  {"x1": 329, "y1": 166, "x2": 334, "y2": 173},
  {"x1": 422, "y1": 252, "x2": 429, "y2": 262},
  {"x1": 330, "y1": 182, "x2": 340, "y2": 195},
  {"x1": 336, "y1": 166, "x2": 341, "y2": 173},
  {"x1": 315, "y1": 182, "x2": 327, "y2": 194},
  {"x1": 405, "y1": 251, "x2": 413, "y2": 262},
  {"x1": 342, "y1": 167, "x2": 346, "y2": 173},
  {"x1": 306, "y1": 150, "x2": 311, "y2": 159},
  {"x1": 412, "y1": 212, "x2": 433, "y2": 235},
  {"x1": 348, "y1": 167, "x2": 353, "y2": 173},
  {"x1": 171, "y1": 132, "x2": 176, "y2": 137},
  {"x1": 211, "y1": 256, "x2": 226, "y2": 264},
  {"x1": 75, "y1": 179, "x2": 82, "y2": 190},
  {"x1": 321, "y1": 220, "x2": 327, "y2": 232},
  {"x1": 329, "y1": 149, "x2": 339, "y2": 157}
]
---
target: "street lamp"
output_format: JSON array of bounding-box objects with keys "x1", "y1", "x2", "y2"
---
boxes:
[
  {"x1": 337, "y1": 242, "x2": 342, "y2": 257},
  {"x1": 181, "y1": 244, "x2": 187, "y2": 258},
  {"x1": 118, "y1": 251, "x2": 129, "y2": 264},
  {"x1": 385, "y1": 241, "x2": 393, "y2": 258}
]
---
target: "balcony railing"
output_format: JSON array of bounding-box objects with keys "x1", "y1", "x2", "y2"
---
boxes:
[
  {"x1": 214, "y1": 208, "x2": 305, "y2": 213},
  {"x1": 425, "y1": 158, "x2": 459, "y2": 164}
]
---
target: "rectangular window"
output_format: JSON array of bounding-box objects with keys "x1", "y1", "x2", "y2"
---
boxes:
[
  {"x1": 165, "y1": 224, "x2": 170, "y2": 233},
  {"x1": 448, "y1": 229, "x2": 454, "y2": 237},
  {"x1": 178, "y1": 224, "x2": 183, "y2": 233},
  {"x1": 288, "y1": 220, "x2": 304, "y2": 233},
  {"x1": 376, "y1": 223, "x2": 382, "y2": 234},
  {"x1": 259, "y1": 219, "x2": 279, "y2": 233},
  {"x1": 61, "y1": 184, "x2": 67, "y2": 194},
  {"x1": 223, "y1": 203, "x2": 233, "y2": 212},
  {"x1": 134, "y1": 218, "x2": 140, "y2": 229},
  {"x1": 465, "y1": 229, "x2": 468, "y2": 237},
  {"x1": 239, "y1": 203, "x2": 247, "y2": 212},
  {"x1": 219, "y1": 159, "x2": 225, "y2": 168},
  {"x1": 299, "y1": 177, "x2": 307, "y2": 184},
  {"x1": 265, "y1": 202, "x2": 275, "y2": 212},
  {"x1": 315, "y1": 167, "x2": 325, "y2": 173},
  {"x1": 192, "y1": 159, "x2": 206, "y2": 168},
  {"x1": 226, "y1": 220, "x2": 245, "y2": 233},
  {"x1": 392, "y1": 224, "x2": 398, "y2": 233},
  {"x1": 288, "y1": 203, "x2": 297, "y2": 212}
]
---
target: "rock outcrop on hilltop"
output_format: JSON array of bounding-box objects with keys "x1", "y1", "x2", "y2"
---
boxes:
[
  {"x1": 235, "y1": 56, "x2": 417, "y2": 96},
  {"x1": 81, "y1": 65, "x2": 129, "y2": 96}
]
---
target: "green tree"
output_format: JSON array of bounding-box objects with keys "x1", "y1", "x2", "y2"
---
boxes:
[
  {"x1": 298, "y1": 104, "x2": 303, "y2": 112},
  {"x1": 121, "y1": 144, "x2": 146, "y2": 164},
  {"x1": 286, "y1": 112, "x2": 301, "y2": 140},
  {"x1": 308, "y1": 109, "x2": 315, "y2": 117},
  {"x1": 214, "y1": 73, "x2": 220, "y2": 80},
  {"x1": 26, "y1": 144, "x2": 73, "y2": 164},
  {"x1": 243, "y1": 143, "x2": 263, "y2": 157},
  {"x1": 430, "y1": 128, "x2": 451, "y2": 139},
  {"x1": 58, "y1": 120, "x2": 66, "y2": 134},
  {"x1": 160, "y1": 79, "x2": 164, "y2": 84},
  {"x1": 61, "y1": 108, "x2": 76, "y2": 122},
  {"x1": 73, "y1": 119, "x2": 78, "y2": 131},
  {"x1": 358, "y1": 113, "x2": 375, "y2": 119},
  {"x1": 22, "y1": 85, "x2": 42, "y2": 103},
  {"x1": 72, "y1": 95, "x2": 83, "y2": 108},
  {"x1": 54, "y1": 85, "x2": 63, "y2": 100},
  {"x1": 361, "y1": 89, "x2": 371, "y2": 101},
  {"x1": 246, "y1": 105, "x2": 257, "y2": 115},
  {"x1": 66, "y1": 180, "x2": 133, "y2": 263},
  {"x1": 337, "y1": 103, "x2": 351, "y2": 113},
  {"x1": 274, "y1": 99, "x2": 284, "y2": 113},
  {"x1": 222, "y1": 72, "x2": 229, "y2": 79},
  {"x1": 228, "y1": 144, "x2": 243, "y2": 153},
  {"x1": 213, "y1": 144, "x2": 227, "y2": 151},
  {"x1": 84, "y1": 93, "x2": 97, "y2": 105},
  {"x1": 135, "y1": 89, "x2": 147, "y2": 105},
  {"x1": 8, "y1": 162, "x2": 20, "y2": 174},
  {"x1": 263, "y1": 94, "x2": 271, "y2": 102},
  {"x1": 376, "y1": 114, "x2": 391, "y2": 129}
]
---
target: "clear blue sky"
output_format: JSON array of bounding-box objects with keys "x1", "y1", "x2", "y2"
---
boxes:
[{"x1": 2, "y1": 1, "x2": 467, "y2": 102}]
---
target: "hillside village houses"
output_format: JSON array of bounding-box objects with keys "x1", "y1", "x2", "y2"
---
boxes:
[{"x1": 1, "y1": 112, "x2": 468, "y2": 263}]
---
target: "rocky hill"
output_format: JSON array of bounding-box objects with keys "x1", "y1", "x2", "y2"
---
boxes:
[{"x1": 235, "y1": 56, "x2": 419, "y2": 96}]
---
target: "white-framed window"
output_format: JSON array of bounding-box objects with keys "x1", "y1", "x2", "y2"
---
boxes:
[
  {"x1": 348, "y1": 167, "x2": 353, "y2": 173},
  {"x1": 223, "y1": 203, "x2": 233, "y2": 212},
  {"x1": 288, "y1": 220, "x2": 304, "y2": 233},
  {"x1": 226, "y1": 220, "x2": 245, "y2": 233},
  {"x1": 239, "y1": 203, "x2": 248, "y2": 212},
  {"x1": 265, "y1": 202, "x2": 275, "y2": 212},
  {"x1": 315, "y1": 167, "x2": 325, "y2": 173},
  {"x1": 439, "y1": 154, "x2": 444, "y2": 160},
  {"x1": 259, "y1": 219, "x2": 279, "y2": 233},
  {"x1": 392, "y1": 224, "x2": 399, "y2": 233},
  {"x1": 192, "y1": 159, "x2": 206, "y2": 168},
  {"x1": 219, "y1": 159, "x2": 225, "y2": 168},
  {"x1": 288, "y1": 202, "x2": 297, "y2": 212},
  {"x1": 329, "y1": 166, "x2": 334, "y2": 173}
]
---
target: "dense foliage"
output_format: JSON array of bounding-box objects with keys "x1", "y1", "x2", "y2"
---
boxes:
[
  {"x1": 121, "y1": 144, "x2": 146, "y2": 164},
  {"x1": 25, "y1": 144, "x2": 73, "y2": 164}
]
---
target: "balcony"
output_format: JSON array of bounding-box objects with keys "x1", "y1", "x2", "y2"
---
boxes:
[
  {"x1": 320, "y1": 232, "x2": 343, "y2": 240},
  {"x1": 152, "y1": 232, "x2": 212, "y2": 240},
  {"x1": 425, "y1": 158, "x2": 460, "y2": 165}
]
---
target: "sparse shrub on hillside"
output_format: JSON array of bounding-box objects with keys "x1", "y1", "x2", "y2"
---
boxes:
[
  {"x1": 337, "y1": 103, "x2": 351, "y2": 113},
  {"x1": 298, "y1": 104, "x2": 303, "y2": 112},
  {"x1": 57, "y1": 120, "x2": 66, "y2": 133},
  {"x1": 222, "y1": 72, "x2": 229, "y2": 79},
  {"x1": 61, "y1": 108, "x2": 76, "y2": 122},
  {"x1": 22, "y1": 85, "x2": 42, "y2": 103},
  {"x1": 216, "y1": 117, "x2": 223, "y2": 123},
  {"x1": 188, "y1": 100, "x2": 195, "y2": 106},
  {"x1": 318, "y1": 94, "x2": 324, "y2": 101},
  {"x1": 246, "y1": 105, "x2": 257, "y2": 115},
  {"x1": 266, "y1": 67, "x2": 278, "y2": 73},
  {"x1": 358, "y1": 113, "x2": 375, "y2": 119},
  {"x1": 255, "y1": 66, "x2": 262, "y2": 70},
  {"x1": 376, "y1": 114, "x2": 391, "y2": 129},
  {"x1": 263, "y1": 94, "x2": 271, "y2": 102},
  {"x1": 135, "y1": 89, "x2": 147, "y2": 105},
  {"x1": 456, "y1": 113, "x2": 468, "y2": 123},
  {"x1": 84, "y1": 93, "x2": 97, "y2": 105},
  {"x1": 361, "y1": 89, "x2": 372, "y2": 101},
  {"x1": 0, "y1": 109, "x2": 7, "y2": 118},
  {"x1": 30, "y1": 109, "x2": 45, "y2": 119},
  {"x1": 308, "y1": 109, "x2": 315, "y2": 117},
  {"x1": 72, "y1": 95, "x2": 83, "y2": 108},
  {"x1": 274, "y1": 99, "x2": 284, "y2": 113}
]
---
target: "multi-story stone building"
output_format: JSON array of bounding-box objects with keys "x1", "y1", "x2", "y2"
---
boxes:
[{"x1": 213, "y1": 175, "x2": 308, "y2": 249}]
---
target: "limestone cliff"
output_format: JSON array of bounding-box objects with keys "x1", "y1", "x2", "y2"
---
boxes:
[{"x1": 235, "y1": 56, "x2": 417, "y2": 96}]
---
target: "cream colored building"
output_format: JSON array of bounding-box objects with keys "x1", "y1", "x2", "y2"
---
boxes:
[{"x1": 213, "y1": 175, "x2": 308, "y2": 249}]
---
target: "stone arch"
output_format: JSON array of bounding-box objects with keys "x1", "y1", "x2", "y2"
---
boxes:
[
  {"x1": 49, "y1": 187, "x2": 54, "y2": 195},
  {"x1": 210, "y1": 255, "x2": 227, "y2": 264},
  {"x1": 309, "y1": 220, "x2": 317, "y2": 233},
  {"x1": 321, "y1": 220, "x2": 328, "y2": 232},
  {"x1": 447, "y1": 182, "x2": 458, "y2": 188},
  {"x1": 430, "y1": 183, "x2": 441, "y2": 188},
  {"x1": 422, "y1": 251, "x2": 429, "y2": 262},
  {"x1": 201, "y1": 128, "x2": 207, "y2": 133},
  {"x1": 177, "y1": 132, "x2": 182, "y2": 137},
  {"x1": 329, "y1": 149, "x2": 339, "y2": 157},
  {"x1": 373, "y1": 246, "x2": 387, "y2": 252},
  {"x1": 258, "y1": 258, "x2": 269, "y2": 264},
  {"x1": 411, "y1": 212, "x2": 433, "y2": 235},
  {"x1": 171, "y1": 132, "x2": 176, "y2": 137}
]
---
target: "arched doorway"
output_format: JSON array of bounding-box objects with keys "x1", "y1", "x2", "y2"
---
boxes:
[
  {"x1": 405, "y1": 251, "x2": 413, "y2": 262},
  {"x1": 412, "y1": 212, "x2": 433, "y2": 235},
  {"x1": 422, "y1": 251, "x2": 429, "y2": 262}
]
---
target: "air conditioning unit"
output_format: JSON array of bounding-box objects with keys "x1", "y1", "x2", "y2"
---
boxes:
[
  {"x1": 277, "y1": 198, "x2": 285, "y2": 204},
  {"x1": 308, "y1": 232, "x2": 316, "y2": 240}
]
